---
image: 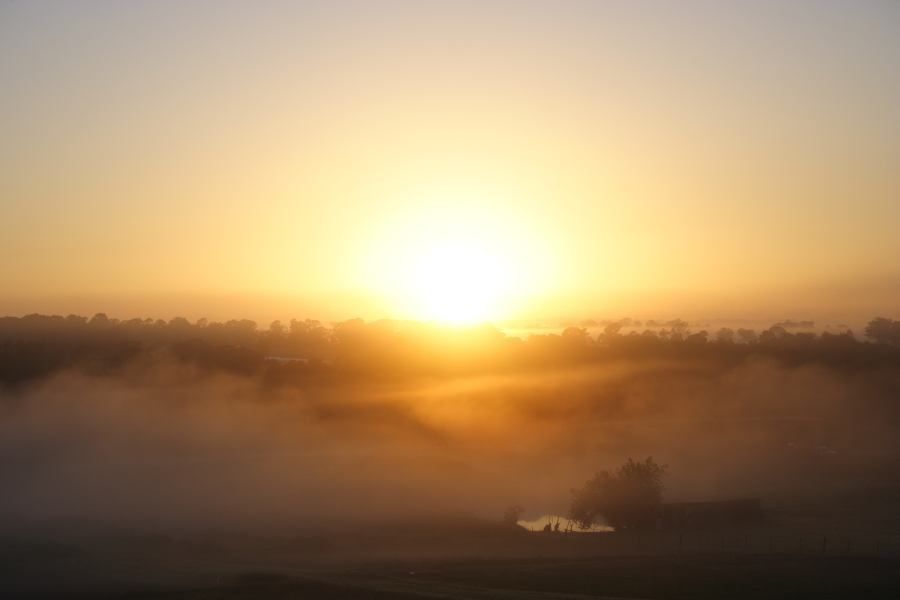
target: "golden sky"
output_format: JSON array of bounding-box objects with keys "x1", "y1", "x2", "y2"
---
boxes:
[{"x1": 2, "y1": 1, "x2": 899, "y2": 322}]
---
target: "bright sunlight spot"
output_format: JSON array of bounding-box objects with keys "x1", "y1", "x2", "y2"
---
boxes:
[
  {"x1": 409, "y1": 239, "x2": 507, "y2": 323},
  {"x1": 364, "y1": 198, "x2": 550, "y2": 323}
]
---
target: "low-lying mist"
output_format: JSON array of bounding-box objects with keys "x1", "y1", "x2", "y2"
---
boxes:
[{"x1": 3, "y1": 353, "x2": 899, "y2": 538}]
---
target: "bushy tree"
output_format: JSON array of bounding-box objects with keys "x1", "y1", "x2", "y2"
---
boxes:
[
  {"x1": 865, "y1": 317, "x2": 900, "y2": 345},
  {"x1": 569, "y1": 457, "x2": 667, "y2": 531},
  {"x1": 715, "y1": 327, "x2": 735, "y2": 344}
]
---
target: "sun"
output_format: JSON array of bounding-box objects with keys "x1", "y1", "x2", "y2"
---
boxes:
[
  {"x1": 365, "y1": 202, "x2": 545, "y2": 323},
  {"x1": 409, "y1": 239, "x2": 508, "y2": 323}
]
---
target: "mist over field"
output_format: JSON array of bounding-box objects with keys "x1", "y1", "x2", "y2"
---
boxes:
[{"x1": 3, "y1": 315, "x2": 900, "y2": 543}]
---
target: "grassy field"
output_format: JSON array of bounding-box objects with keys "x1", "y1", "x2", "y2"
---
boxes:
[
  {"x1": 6, "y1": 536, "x2": 900, "y2": 599},
  {"x1": 6, "y1": 503, "x2": 900, "y2": 599},
  {"x1": 35, "y1": 554, "x2": 897, "y2": 600}
]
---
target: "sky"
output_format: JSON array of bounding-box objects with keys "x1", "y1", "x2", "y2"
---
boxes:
[{"x1": 2, "y1": 0, "x2": 899, "y2": 323}]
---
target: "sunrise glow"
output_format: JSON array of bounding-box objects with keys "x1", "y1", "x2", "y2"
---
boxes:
[
  {"x1": 407, "y1": 239, "x2": 507, "y2": 323},
  {"x1": 4, "y1": 3, "x2": 900, "y2": 597},
  {"x1": 361, "y1": 200, "x2": 547, "y2": 323}
]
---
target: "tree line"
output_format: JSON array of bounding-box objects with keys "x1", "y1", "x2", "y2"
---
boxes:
[{"x1": 1, "y1": 313, "x2": 900, "y2": 386}]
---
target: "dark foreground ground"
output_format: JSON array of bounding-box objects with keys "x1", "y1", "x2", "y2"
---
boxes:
[
  {"x1": 130, "y1": 555, "x2": 900, "y2": 600},
  {"x1": 6, "y1": 503, "x2": 900, "y2": 599},
  {"x1": 8, "y1": 555, "x2": 900, "y2": 600},
  {"x1": 5, "y1": 536, "x2": 900, "y2": 600}
]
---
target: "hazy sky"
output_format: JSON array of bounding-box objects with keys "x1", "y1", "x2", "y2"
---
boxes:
[{"x1": 2, "y1": 1, "x2": 899, "y2": 322}]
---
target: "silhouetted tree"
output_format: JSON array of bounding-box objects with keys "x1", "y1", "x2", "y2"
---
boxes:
[
  {"x1": 715, "y1": 327, "x2": 735, "y2": 344},
  {"x1": 668, "y1": 319, "x2": 689, "y2": 335},
  {"x1": 269, "y1": 320, "x2": 285, "y2": 337},
  {"x1": 562, "y1": 326, "x2": 590, "y2": 346},
  {"x1": 89, "y1": 313, "x2": 110, "y2": 327},
  {"x1": 736, "y1": 328, "x2": 757, "y2": 344},
  {"x1": 603, "y1": 321, "x2": 624, "y2": 337},
  {"x1": 570, "y1": 457, "x2": 667, "y2": 531},
  {"x1": 865, "y1": 317, "x2": 900, "y2": 345},
  {"x1": 686, "y1": 330, "x2": 708, "y2": 344},
  {"x1": 759, "y1": 325, "x2": 788, "y2": 343}
]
